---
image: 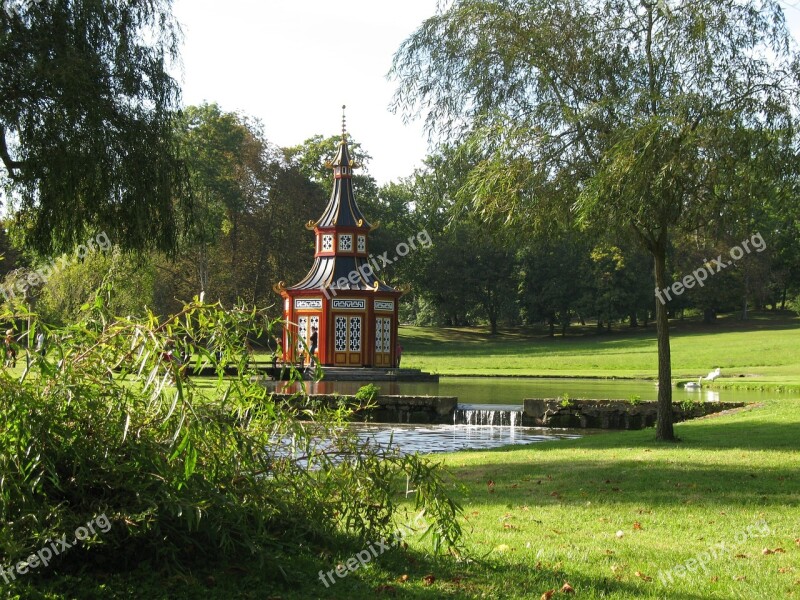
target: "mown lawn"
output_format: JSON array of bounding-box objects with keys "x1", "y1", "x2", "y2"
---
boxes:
[{"x1": 399, "y1": 312, "x2": 800, "y2": 389}]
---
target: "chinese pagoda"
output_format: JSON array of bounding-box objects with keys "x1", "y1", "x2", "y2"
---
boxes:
[{"x1": 274, "y1": 109, "x2": 402, "y2": 367}]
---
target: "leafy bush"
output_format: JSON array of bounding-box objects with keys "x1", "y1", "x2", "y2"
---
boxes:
[
  {"x1": 628, "y1": 394, "x2": 642, "y2": 405},
  {"x1": 0, "y1": 296, "x2": 462, "y2": 574},
  {"x1": 355, "y1": 383, "x2": 381, "y2": 403},
  {"x1": 559, "y1": 393, "x2": 573, "y2": 408}
]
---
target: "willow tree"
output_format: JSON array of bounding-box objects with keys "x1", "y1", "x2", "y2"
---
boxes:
[
  {"x1": 391, "y1": 0, "x2": 800, "y2": 441},
  {"x1": 0, "y1": 0, "x2": 187, "y2": 255}
]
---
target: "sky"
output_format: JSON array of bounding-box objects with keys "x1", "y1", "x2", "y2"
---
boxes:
[
  {"x1": 172, "y1": 0, "x2": 800, "y2": 186},
  {"x1": 171, "y1": 0, "x2": 440, "y2": 185}
]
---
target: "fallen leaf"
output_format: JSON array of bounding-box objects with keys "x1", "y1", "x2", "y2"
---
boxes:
[
  {"x1": 635, "y1": 571, "x2": 653, "y2": 582},
  {"x1": 604, "y1": 549, "x2": 615, "y2": 555},
  {"x1": 633, "y1": 521, "x2": 643, "y2": 530},
  {"x1": 734, "y1": 553, "x2": 748, "y2": 558},
  {"x1": 376, "y1": 584, "x2": 396, "y2": 594},
  {"x1": 710, "y1": 576, "x2": 719, "y2": 582},
  {"x1": 795, "y1": 538, "x2": 800, "y2": 547},
  {"x1": 397, "y1": 574, "x2": 409, "y2": 583},
  {"x1": 422, "y1": 574, "x2": 435, "y2": 586},
  {"x1": 535, "y1": 561, "x2": 543, "y2": 570},
  {"x1": 540, "y1": 591, "x2": 555, "y2": 600},
  {"x1": 774, "y1": 548, "x2": 786, "y2": 553},
  {"x1": 561, "y1": 582, "x2": 575, "y2": 594},
  {"x1": 734, "y1": 575, "x2": 747, "y2": 581},
  {"x1": 779, "y1": 567, "x2": 792, "y2": 574},
  {"x1": 763, "y1": 548, "x2": 775, "y2": 555},
  {"x1": 611, "y1": 565, "x2": 621, "y2": 573}
]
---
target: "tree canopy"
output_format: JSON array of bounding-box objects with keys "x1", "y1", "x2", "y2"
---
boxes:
[
  {"x1": 391, "y1": 0, "x2": 800, "y2": 440},
  {"x1": 0, "y1": 0, "x2": 186, "y2": 255}
]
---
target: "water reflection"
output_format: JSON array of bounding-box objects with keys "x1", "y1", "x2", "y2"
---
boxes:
[
  {"x1": 352, "y1": 423, "x2": 583, "y2": 454},
  {"x1": 266, "y1": 377, "x2": 775, "y2": 405}
]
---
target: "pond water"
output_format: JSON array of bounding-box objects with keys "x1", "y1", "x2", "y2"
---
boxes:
[
  {"x1": 267, "y1": 376, "x2": 782, "y2": 405},
  {"x1": 352, "y1": 423, "x2": 583, "y2": 454}
]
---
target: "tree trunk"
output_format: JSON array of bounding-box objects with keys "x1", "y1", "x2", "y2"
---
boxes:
[
  {"x1": 630, "y1": 312, "x2": 638, "y2": 328},
  {"x1": 549, "y1": 318, "x2": 555, "y2": 337},
  {"x1": 653, "y1": 244, "x2": 675, "y2": 442},
  {"x1": 703, "y1": 308, "x2": 716, "y2": 323}
]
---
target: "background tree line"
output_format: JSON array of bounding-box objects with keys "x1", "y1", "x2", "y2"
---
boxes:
[{"x1": 3, "y1": 113, "x2": 798, "y2": 332}]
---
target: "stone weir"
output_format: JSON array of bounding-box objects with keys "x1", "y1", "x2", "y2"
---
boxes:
[
  {"x1": 523, "y1": 398, "x2": 747, "y2": 429},
  {"x1": 270, "y1": 393, "x2": 456, "y2": 424}
]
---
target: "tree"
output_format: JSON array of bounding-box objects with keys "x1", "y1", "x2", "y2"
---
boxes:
[
  {"x1": 391, "y1": 0, "x2": 800, "y2": 440},
  {"x1": 0, "y1": 0, "x2": 186, "y2": 255}
]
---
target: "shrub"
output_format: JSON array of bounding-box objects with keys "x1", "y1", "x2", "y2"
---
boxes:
[{"x1": 0, "y1": 296, "x2": 462, "y2": 575}]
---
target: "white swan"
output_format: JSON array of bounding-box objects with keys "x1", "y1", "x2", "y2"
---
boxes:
[
  {"x1": 683, "y1": 377, "x2": 702, "y2": 390},
  {"x1": 704, "y1": 367, "x2": 721, "y2": 382}
]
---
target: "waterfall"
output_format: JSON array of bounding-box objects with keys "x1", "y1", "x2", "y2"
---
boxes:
[{"x1": 453, "y1": 404, "x2": 523, "y2": 427}]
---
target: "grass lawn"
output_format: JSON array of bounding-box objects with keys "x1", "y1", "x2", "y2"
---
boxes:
[{"x1": 399, "y1": 311, "x2": 800, "y2": 389}]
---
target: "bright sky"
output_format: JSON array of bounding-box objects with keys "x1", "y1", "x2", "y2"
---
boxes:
[
  {"x1": 172, "y1": 0, "x2": 800, "y2": 186},
  {"x1": 172, "y1": 0, "x2": 439, "y2": 185}
]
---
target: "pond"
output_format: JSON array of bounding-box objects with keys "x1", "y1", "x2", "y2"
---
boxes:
[{"x1": 267, "y1": 376, "x2": 783, "y2": 405}]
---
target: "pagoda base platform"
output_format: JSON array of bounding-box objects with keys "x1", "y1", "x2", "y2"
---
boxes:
[{"x1": 316, "y1": 366, "x2": 438, "y2": 382}]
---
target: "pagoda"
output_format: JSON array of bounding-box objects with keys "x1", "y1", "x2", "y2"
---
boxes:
[{"x1": 274, "y1": 109, "x2": 402, "y2": 367}]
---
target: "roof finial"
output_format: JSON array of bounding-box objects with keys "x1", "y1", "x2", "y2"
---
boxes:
[{"x1": 341, "y1": 104, "x2": 347, "y2": 141}]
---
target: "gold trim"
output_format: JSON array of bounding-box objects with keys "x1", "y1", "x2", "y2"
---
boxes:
[
  {"x1": 372, "y1": 281, "x2": 380, "y2": 292},
  {"x1": 305, "y1": 220, "x2": 317, "y2": 231},
  {"x1": 357, "y1": 219, "x2": 363, "y2": 227},
  {"x1": 273, "y1": 281, "x2": 286, "y2": 293},
  {"x1": 369, "y1": 221, "x2": 381, "y2": 231}
]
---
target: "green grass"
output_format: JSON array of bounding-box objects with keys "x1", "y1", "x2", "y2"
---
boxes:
[{"x1": 399, "y1": 311, "x2": 800, "y2": 389}]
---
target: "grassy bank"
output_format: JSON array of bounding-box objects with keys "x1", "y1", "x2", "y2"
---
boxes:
[{"x1": 399, "y1": 312, "x2": 800, "y2": 390}]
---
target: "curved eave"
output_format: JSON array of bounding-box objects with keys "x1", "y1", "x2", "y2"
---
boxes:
[{"x1": 286, "y1": 256, "x2": 400, "y2": 293}]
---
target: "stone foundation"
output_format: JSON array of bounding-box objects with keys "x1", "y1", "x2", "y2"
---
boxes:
[
  {"x1": 271, "y1": 393, "x2": 457, "y2": 424},
  {"x1": 523, "y1": 398, "x2": 746, "y2": 429}
]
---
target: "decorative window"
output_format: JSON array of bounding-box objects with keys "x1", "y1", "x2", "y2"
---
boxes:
[
  {"x1": 339, "y1": 234, "x2": 353, "y2": 251},
  {"x1": 322, "y1": 234, "x2": 334, "y2": 252},
  {"x1": 383, "y1": 318, "x2": 391, "y2": 353},
  {"x1": 334, "y1": 317, "x2": 347, "y2": 351},
  {"x1": 357, "y1": 235, "x2": 366, "y2": 252},
  {"x1": 349, "y1": 317, "x2": 362, "y2": 352},
  {"x1": 297, "y1": 316, "x2": 308, "y2": 353},
  {"x1": 376, "y1": 317, "x2": 391, "y2": 354}
]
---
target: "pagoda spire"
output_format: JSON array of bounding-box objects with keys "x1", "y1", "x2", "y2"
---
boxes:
[{"x1": 311, "y1": 106, "x2": 370, "y2": 229}]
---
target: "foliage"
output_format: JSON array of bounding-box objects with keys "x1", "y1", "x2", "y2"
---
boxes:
[
  {"x1": 628, "y1": 395, "x2": 642, "y2": 406},
  {"x1": 0, "y1": 0, "x2": 187, "y2": 255},
  {"x1": 354, "y1": 383, "x2": 381, "y2": 403},
  {"x1": 0, "y1": 295, "x2": 462, "y2": 573},
  {"x1": 559, "y1": 393, "x2": 573, "y2": 408}
]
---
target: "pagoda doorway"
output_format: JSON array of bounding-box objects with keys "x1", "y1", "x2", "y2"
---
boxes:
[{"x1": 332, "y1": 313, "x2": 363, "y2": 366}]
